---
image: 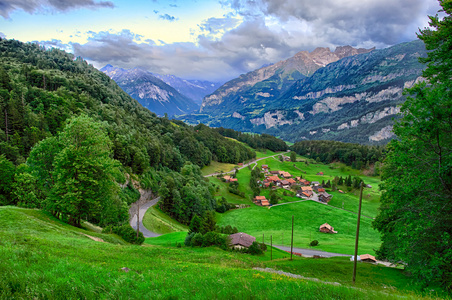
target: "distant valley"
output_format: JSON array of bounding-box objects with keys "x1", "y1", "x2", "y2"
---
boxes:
[
  {"x1": 101, "y1": 65, "x2": 222, "y2": 117},
  {"x1": 103, "y1": 40, "x2": 426, "y2": 145}
]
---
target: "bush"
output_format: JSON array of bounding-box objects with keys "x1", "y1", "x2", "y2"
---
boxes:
[
  {"x1": 184, "y1": 232, "x2": 195, "y2": 246},
  {"x1": 191, "y1": 232, "x2": 204, "y2": 247},
  {"x1": 103, "y1": 224, "x2": 145, "y2": 245},
  {"x1": 248, "y1": 241, "x2": 264, "y2": 255},
  {"x1": 310, "y1": 240, "x2": 319, "y2": 247}
]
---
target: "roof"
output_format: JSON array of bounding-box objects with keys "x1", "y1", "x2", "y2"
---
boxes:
[
  {"x1": 261, "y1": 200, "x2": 270, "y2": 206},
  {"x1": 229, "y1": 178, "x2": 238, "y2": 182},
  {"x1": 287, "y1": 178, "x2": 296, "y2": 184},
  {"x1": 267, "y1": 176, "x2": 280, "y2": 182},
  {"x1": 319, "y1": 192, "x2": 332, "y2": 198},
  {"x1": 317, "y1": 172, "x2": 324, "y2": 175},
  {"x1": 280, "y1": 180, "x2": 289, "y2": 185},
  {"x1": 262, "y1": 165, "x2": 268, "y2": 168},
  {"x1": 320, "y1": 223, "x2": 334, "y2": 230},
  {"x1": 270, "y1": 170, "x2": 280, "y2": 174},
  {"x1": 281, "y1": 172, "x2": 292, "y2": 178},
  {"x1": 223, "y1": 176, "x2": 231, "y2": 180},
  {"x1": 317, "y1": 188, "x2": 325, "y2": 193},
  {"x1": 301, "y1": 186, "x2": 313, "y2": 191},
  {"x1": 229, "y1": 232, "x2": 256, "y2": 247},
  {"x1": 312, "y1": 181, "x2": 320, "y2": 185},
  {"x1": 360, "y1": 254, "x2": 377, "y2": 262},
  {"x1": 255, "y1": 196, "x2": 267, "y2": 201},
  {"x1": 302, "y1": 192, "x2": 310, "y2": 197}
]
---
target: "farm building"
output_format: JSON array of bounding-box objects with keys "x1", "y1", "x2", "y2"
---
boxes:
[
  {"x1": 318, "y1": 192, "x2": 332, "y2": 203},
  {"x1": 254, "y1": 196, "x2": 269, "y2": 206},
  {"x1": 360, "y1": 254, "x2": 377, "y2": 263},
  {"x1": 223, "y1": 175, "x2": 231, "y2": 182},
  {"x1": 319, "y1": 223, "x2": 337, "y2": 234},
  {"x1": 229, "y1": 178, "x2": 238, "y2": 182},
  {"x1": 229, "y1": 232, "x2": 256, "y2": 249}
]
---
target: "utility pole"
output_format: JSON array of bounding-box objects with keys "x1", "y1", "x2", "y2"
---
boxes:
[
  {"x1": 352, "y1": 182, "x2": 364, "y2": 284},
  {"x1": 290, "y1": 215, "x2": 294, "y2": 261},
  {"x1": 263, "y1": 233, "x2": 265, "y2": 245},
  {"x1": 271, "y1": 235, "x2": 273, "y2": 261}
]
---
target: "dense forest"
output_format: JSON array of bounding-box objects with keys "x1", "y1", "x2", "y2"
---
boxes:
[
  {"x1": 214, "y1": 127, "x2": 288, "y2": 152},
  {"x1": 0, "y1": 38, "x2": 256, "y2": 234},
  {"x1": 291, "y1": 140, "x2": 385, "y2": 169}
]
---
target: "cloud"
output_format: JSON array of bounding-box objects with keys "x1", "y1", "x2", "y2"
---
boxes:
[
  {"x1": 221, "y1": 0, "x2": 441, "y2": 47},
  {"x1": 0, "y1": 0, "x2": 114, "y2": 18},
  {"x1": 159, "y1": 14, "x2": 177, "y2": 22},
  {"x1": 0, "y1": 32, "x2": 6, "y2": 38}
]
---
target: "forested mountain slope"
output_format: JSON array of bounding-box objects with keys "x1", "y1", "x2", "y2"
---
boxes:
[
  {"x1": 181, "y1": 40, "x2": 426, "y2": 145},
  {"x1": 0, "y1": 38, "x2": 256, "y2": 229}
]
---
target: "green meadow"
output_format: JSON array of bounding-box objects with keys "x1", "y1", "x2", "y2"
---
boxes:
[
  {"x1": 1, "y1": 206, "x2": 448, "y2": 299},
  {"x1": 212, "y1": 153, "x2": 384, "y2": 255}
]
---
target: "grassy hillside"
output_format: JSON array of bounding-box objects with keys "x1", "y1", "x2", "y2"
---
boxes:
[
  {"x1": 213, "y1": 154, "x2": 383, "y2": 254},
  {"x1": 0, "y1": 206, "x2": 448, "y2": 299}
]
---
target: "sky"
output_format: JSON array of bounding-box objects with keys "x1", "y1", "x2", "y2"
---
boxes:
[{"x1": 0, "y1": 0, "x2": 442, "y2": 82}]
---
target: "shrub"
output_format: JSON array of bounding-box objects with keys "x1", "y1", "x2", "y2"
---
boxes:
[
  {"x1": 247, "y1": 241, "x2": 264, "y2": 255},
  {"x1": 184, "y1": 232, "x2": 195, "y2": 246},
  {"x1": 191, "y1": 232, "x2": 204, "y2": 247},
  {"x1": 103, "y1": 224, "x2": 145, "y2": 245},
  {"x1": 310, "y1": 240, "x2": 319, "y2": 246}
]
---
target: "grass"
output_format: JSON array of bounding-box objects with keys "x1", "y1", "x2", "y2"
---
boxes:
[
  {"x1": 201, "y1": 161, "x2": 237, "y2": 176},
  {"x1": 213, "y1": 155, "x2": 385, "y2": 255},
  {"x1": 217, "y1": 201, "x2": 381, "y2": 255},
  {"x1": 142, "y1": 206, "x2": 188, "y2": 234},
  {"x1": 0, "y1": 206, "x2": 448, "y2": 299}
]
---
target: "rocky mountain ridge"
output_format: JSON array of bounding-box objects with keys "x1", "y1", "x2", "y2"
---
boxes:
[
  {"x1": 101, "y1": 65, "x2": 199, "y2": 117},
  {"x1": 180, "y1": 40, "x2": 426, "y2": 144},
  {"x1": 200, "y1": 45, "x2": 374, "y2": 113}
]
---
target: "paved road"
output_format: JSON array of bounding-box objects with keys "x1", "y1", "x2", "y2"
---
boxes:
[
  {"x1": 272, "y1": 245, "x2": 350, "y2": 258},
  {"x1": 130, "y1": 197, "x2": 161, "y2": 238}
]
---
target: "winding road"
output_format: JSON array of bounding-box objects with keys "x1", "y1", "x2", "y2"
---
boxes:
[{"x1": 129, "y1": 197, "x2": 161, "y2": 238}]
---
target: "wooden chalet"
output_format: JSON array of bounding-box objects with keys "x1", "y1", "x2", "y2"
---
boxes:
[
  {"x1": 286, "y1": 178, "x2": 296, "y2": 185},
  {"x1": 266, "y1": 175, "x2": 280, "y2": 183},
  {"x1": 319, "y1": 223, "x2": 337, "y2": 234},
  {"x1": 254, "y1": 196, "x2": 269, "y2": 206},
  {"x1": 229, "y1": 232, "x2": 256, "y2": 249},
  {"x1": 318, "y1": 192, "x2": 332, "y2": 203}
]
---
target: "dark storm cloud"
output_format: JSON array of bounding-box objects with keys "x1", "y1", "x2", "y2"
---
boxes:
[{"x1": 0, "y1": 0, "x2": 114, "y2": 18}]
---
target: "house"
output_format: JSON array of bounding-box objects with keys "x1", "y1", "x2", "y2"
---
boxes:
[
  {"x1": 286, "y1": 178, "x2": 296, "y2": 185},
  {"x1": 316, "y1": 172, "x2": 324, "y2": 176},
  {"x1": 319, "y1": 223, "x2": 337, "y2": 234},
  {"x1": 299, "y1": 179, "x2": 310, "y2": 186},
  {"x1": 254, "y1": 195, "x2": 269, "y2": 206},
  {"x1": 281, "y1": 172, "x2": 292, "y2": 178},
  {"x1": 229, "y1": 178, "x2": 238, "y2": 182},
  {"x1": 229, "y1": 232, "x2": 256, "y2": 249},
  {"x1": 238, "y1": 163, "x2": 244, "y2": 166},
  {"x1": 280, "y1": 180, "x2": 290, "y2": 189},
  {"x1": 360, "y1": 254, "x2": 377, "y2": 263},
  {"x1": 317, "y1": 188, "x2": 326, "y2": 193},
  {"x1": 338, "y1": 190, "x2": 345, "y2": 194},
  {"x1": 311, "y1": 181, "x2": 320, "y2": 186},
  {"x1": 270, "y1": 170, "x2": 280, "y2": 175},
  {"x1": 261, "y1": 165, "x2": 269, "y2": 171},
  {"x1": 300, "y1": 186, "x2": 313, "y2": 192},
  {"x1": 312, "y1": 186, "x2": 324, "y2": 192},
  {"x1": 266, "y1": 175, "x2": 280, "y2": 183},
  {"x1": 261, "y1": 199, "x2": 270, "y2": 206},
  {"x1": 262, "y1": 181, "x2": 271, "y2": 188},
  {"x1": 318, "y1": 192, "x2": 332, "y2": 203},
  {"x1": 223, "y1": 175, "x2": 231, "y2": 182},
  {"x1": 297, "y1": 189, "x2": 313, "y2": 198}
]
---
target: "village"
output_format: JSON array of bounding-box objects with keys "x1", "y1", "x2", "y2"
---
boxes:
[{"x1": 219, "y1": 154, "x2": 378, "y2": 263}]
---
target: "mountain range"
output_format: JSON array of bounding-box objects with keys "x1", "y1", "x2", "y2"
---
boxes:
[
  {"x1": 100, "y1": 65, "x2": 221, "y2": 117},
  {"x1": 179, "y1": 40, "x2": 426, "y2": 144}
]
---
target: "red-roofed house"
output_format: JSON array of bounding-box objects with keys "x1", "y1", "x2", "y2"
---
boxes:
[
  {"x1": 360, "y1": 254, "x2": 377, "y2": 263},
  {"x1": 229, "y1": 178, "x2": 238, "y2": 182},
  {"x1": 223, "y1": 175, "x2": 231, "y2": 182}
]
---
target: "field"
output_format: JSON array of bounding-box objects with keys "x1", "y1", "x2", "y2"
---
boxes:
[
  {"x1": 212, "y1": 153, "x2": 384, "y2": 254},
  {"x1": 1, "y1": 206, "x2": 448, "y2": 299},
  {"x1": 142, "y1": 206, "x2": 188, "y2": 234}
]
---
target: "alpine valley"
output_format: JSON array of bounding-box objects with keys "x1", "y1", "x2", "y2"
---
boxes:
[
  {"x1": 101, "y1": 65, "x2": 222, "y2": 117},
  {"x1": 178, "y1": 40, "x2": 427, "y2": 144}
]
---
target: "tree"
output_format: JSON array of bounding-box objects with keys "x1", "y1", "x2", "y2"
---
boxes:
[
  {"x1": 47, "y1": 115, "x2": 120, "y2": 227},
  {"x1": 189, "y1": 214, "x2": 203, "y2": 234},
  {"x1": 374, "y1": 0, "x2": 452, "y2": 290},
  {"x1": 0, "y1": 154, "x2": 15, "y2": 205},
  {"x1": 290, "y1": 151, "x2": 297, "y2": 162}
]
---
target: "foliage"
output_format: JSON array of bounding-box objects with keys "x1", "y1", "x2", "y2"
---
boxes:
[
  {"x1": 102, "y1": 224, "x2": 145, "y2": 245},
  {"x1": 310, "y1": 240, "x2": 319, "y2": 247},
  {"x1": 291, "y1": 140, "x2": 385, "y2": 170},
  {"x1": 214, "y1": 127, "x2": 288, "y2": 152},
  {"x1": 247, "y1": 241, "x2": 265, "y2": 255},
  {"x1": 189, "y1": 215, "x2": 203, "y2": 234},
  {"x1": 0, "y1": 154, "x2": 15, "y2": 205},
  {"x1": 374, "y1": 0, "x2": 452, "y2": 290}
]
